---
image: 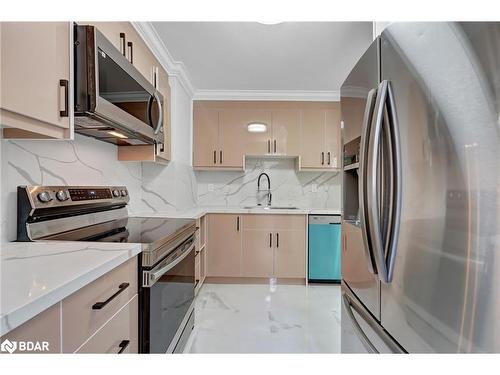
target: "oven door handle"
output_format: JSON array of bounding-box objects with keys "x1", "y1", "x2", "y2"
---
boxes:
[{"x1": 147, "y1": 240, "x2": 195, "y2": 287}]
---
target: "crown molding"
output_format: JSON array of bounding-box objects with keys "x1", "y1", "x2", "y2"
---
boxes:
[
  {"x1": 193, "y1": 90, "x2": 340, "y2": 101},
  {"x1": 132, "y1": 22, "x2": 196, "y2": 98}
]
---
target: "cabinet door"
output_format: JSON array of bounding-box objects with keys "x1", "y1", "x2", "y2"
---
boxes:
[
  {"x1": 193, "y1": 108, "x2": 220, "y2": 168},
  {"x1": 156, "y1": 66, "x2": 171, "y2": 160},
  {"x1": 207, "y1": 214, "x2": 242, "y2": 277},
  {"x1": 121, "y1": 23, "x2": 156, "y2": 85},
  {"x1": 272, "y1": 109, "x2": 301, "y2": 156},
  {"x1": 219, "y1": 109, "x2": 271, "y2": 164},
  {"x1": 325, "y1": 107, "x2": 341, "y2": 168},
  {"x1": 1, "y1": 22, "x2": 72, "y2": 139},
  {"x1": 274, "y1": 229, "x2": 307, "y2": 278},
  {"x1": 242, "y1": 230, "x2": 274, "y2": 277},
  {"x1": 300, "y1": 109, "x2": 326, "y2": 168}
]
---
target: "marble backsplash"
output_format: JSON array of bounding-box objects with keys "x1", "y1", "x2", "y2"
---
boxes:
[
  {"x1": 0, "y1": 135, "x2": 196, "y2": 243},
  {"x1": 196, "y1": 158, "x2": 341, "y2": 209}
]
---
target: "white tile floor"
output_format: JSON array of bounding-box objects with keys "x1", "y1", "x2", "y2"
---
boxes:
[{"x1": 185, "y1": 282, "x2": 341, "y2": 353}]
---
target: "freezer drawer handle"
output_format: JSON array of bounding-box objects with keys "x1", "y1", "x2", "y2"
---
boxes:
[
  {"x1": 341, "y1": 293, "x2": 378, "y2": 353},
  {"x1": 92, "y1": 282, "x2": 130, "y2": 310}
]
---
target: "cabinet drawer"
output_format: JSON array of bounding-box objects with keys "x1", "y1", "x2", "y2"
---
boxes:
[
  {"x1": 62, "y1": 256, "x2": 137, "y2": 352},
  {"x1": 242, "y1": 214, "x2": 306, "y2": 231},
  {"x1": 76, "y1": 295, "x2": 138, "y2": 354}
]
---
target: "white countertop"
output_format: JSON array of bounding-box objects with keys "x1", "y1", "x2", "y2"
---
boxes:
[
  {"x1": 0, "y1": 241, "x2": 141, "y2": 336},
  {"x1": 131, "y1": 206, "x2": 342, "y2": 219}
]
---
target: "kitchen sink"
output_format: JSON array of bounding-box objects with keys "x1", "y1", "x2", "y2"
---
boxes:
[{"x1": 243, "y1": 206, "x2": 300, "y2": 210}]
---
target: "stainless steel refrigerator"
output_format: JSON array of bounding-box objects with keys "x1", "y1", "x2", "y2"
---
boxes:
[{"x1": 340, "y1": 22, "x2": 500, "y2": 353}]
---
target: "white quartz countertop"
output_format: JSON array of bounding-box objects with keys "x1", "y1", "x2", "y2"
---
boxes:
[
  {"x1": 131, "y1": 206, "x2": 342, "y2": 219},
  {"x1": 0, "y1": 241, "x2": 141, "y2": 336}
]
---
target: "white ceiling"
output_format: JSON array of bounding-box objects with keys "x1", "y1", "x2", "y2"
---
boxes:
[{"x1": 151, "y1": 22, "x2": 373, "y2": 94}]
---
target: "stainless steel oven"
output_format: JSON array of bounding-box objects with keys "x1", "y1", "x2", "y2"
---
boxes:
[
  {"x1": 141, "y1": 235, "x2": 196, "y2": 353},
  {"x1": 74, "y1": 24, "x2": 164, "y2": 147}
]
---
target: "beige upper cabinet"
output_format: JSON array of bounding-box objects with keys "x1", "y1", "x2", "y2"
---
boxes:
[
  {"x1": 300, "y1": 103, "x2": 341, "y2": 170},
  {"x1": 1, "y1": 22, "x2": 73, "y2": 139},
  {"x1": 192, "y1": 101, "x2": 340, "y2": 170},
  {"x1": 272, "y1": 109, "x2": 301, "y2": 156},
  {"x1": 193, "y1": 107, "x2": 220, "y2": 168},
  {"x1": 206, "y1": 214, "x2": 242, "y2": 277}
]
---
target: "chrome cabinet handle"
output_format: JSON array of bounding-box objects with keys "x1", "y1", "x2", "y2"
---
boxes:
[
  {"x1": 119, "y1": 33, "x2": 126, "y2": 56},
  {"x1": 118, "y1": 340, "x2": 130, "y2": 354},
  {"x1": 92, "y1": 282, "x2": 129, "y2": 310},
  {"x1": 59, "y1": 79, "x2": 69, "y2": 117},
  {"x1": 359, "y1": 88, "x2": 378, "y2": 275}
]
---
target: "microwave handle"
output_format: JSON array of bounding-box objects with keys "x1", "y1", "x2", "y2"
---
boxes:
[
  {"x1": 153, "y1": 91, "x2": 163, "y2": 135},
  {"x1": 147, "y1": 92, "x2": 163, "y2": 135}
]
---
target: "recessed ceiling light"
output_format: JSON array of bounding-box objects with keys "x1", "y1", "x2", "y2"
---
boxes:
[{"x1": 247, "y1": 122, "x2": 268, "y2": 133}]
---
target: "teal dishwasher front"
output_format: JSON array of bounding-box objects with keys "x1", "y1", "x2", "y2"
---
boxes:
[{"x1": 308, "y1": 215, "x2": 341, "y2": 282}]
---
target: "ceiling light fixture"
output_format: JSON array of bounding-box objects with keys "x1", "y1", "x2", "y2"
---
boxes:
[
  {"x1": 247, "y1": 122, "x2": 268, "y2": 133},
  {"x1": 257, "y1": 21, "x2": 283, "y2": 26},
  {"x1": 107, "y1": 130, "x2": 128, "y2": 139}
]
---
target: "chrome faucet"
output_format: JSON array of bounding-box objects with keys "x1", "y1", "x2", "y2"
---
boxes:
[{"x1": 257, "y1": 172, "x2": 272, "y2": 206}]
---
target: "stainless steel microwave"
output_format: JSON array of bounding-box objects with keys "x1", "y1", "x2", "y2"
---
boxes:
[{"x1": 74, "y1": 24, "x2": 164, "y2": 147}]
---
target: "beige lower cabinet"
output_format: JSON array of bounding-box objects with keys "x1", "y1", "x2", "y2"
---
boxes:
[
  {"x1": 0, "y1": 302, "x2": 61, "y2": 353},
  {"x1": 76, "y1": 295, "x2": 138, "y2": 354},
  {"x1": 206, "y1": 214, "x2": 242, "y2": 277},
  {"x1": 207, "y1": 214, "x2": 306, "y2": 281},
  {"x1": 0, "y1": 257, "x2": 138, "y2": 354}
]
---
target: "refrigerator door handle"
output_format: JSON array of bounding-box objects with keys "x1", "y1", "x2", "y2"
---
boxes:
[
  {"x1": 341, "y1": 293, "x2": 378, "y2": 353},
  {"x1": 367, "y1": 80, "x2": 401, "y2": 284},
  {"x1": 359, "y1": 88, "x2": 378, "y2": 274},
  {"x1": 366, "y1": 80, "x2": 389, "y2": 283},
  {"x1": 385, "y1": 81, "x2": 402, "y2": 283}
]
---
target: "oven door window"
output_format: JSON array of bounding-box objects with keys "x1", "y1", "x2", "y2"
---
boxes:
[
  {"x1": 148, "y1": 249, "x2": 194, "y2": 353},
  {"x1": 97, "y1": 48, "x2": 156, "y2": 128}
]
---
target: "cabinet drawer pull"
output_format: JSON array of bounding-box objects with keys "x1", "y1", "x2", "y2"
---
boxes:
[
  {"x1": 127, "y1": 41, "x2": 133, "y2": 64},
  {"x1": 118, "y1": 340, "x2": 130, "y2": 354},
  {"x1": 59, "y1": 79, "x2": 69, "y2": 117},
  {"x1": 119, "y1": 33, "x2": 126, "y2": 56},
  {"x1": 276, "y1": 233, "x2": 279, "y2": 248},
  {"x1": 92, "y1": 282, "x2": 129, "y2": 310},
  {"x1": 213, "y1": 150, "x2": 216, "y2": 164},
  {"x1": 274, "y1": 139, "x2": 277, "y2": 153},
  {"x1": 236, "y1": 216, "x2": 240, "y2": 231},
  {"x1": 220, "y1": 150, "x2": 223, "y2": 164},
  {"x1": 269, "y1": 233, "x2": 272, "y2": 248},
  {"x1": 268, "y1": 140, "x2": 271, "y2": 153},
  {"x1": 321, "y1": 152, "x2": 325, "y2": 165},
  {"x1": 328, "y1": 152, "x2": 331, "y2": 165}
]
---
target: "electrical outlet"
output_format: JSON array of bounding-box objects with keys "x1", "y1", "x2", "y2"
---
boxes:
[
  {"x1": 208, "y1": 184, "x2": 214, "y2": 192},
  {"x1": 312, "y1": 184, "x2": 318, "y2": 193}
]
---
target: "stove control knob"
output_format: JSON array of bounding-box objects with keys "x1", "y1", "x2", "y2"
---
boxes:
[
  {"x1": 56, "y1": 190, "x2": 69, "y2": 201},
  {"x1": 112, "y1": 189, "x2": 120, "y2": 197},
  {"x1": 37, "y1": 191, "x2": 52, "y2": 203},
  {"x1": 121, "y1": 190, "x2": 128, "y2": 197}
]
